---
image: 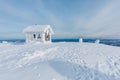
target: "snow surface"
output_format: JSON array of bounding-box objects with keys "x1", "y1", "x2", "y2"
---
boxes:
[{"x1": 0, "y1": 42, "x2": 120, "y2": 80}]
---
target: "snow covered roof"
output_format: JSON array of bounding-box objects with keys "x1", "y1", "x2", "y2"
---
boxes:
[{"x1": 23, "y1": 25, "x2": 54, "y2": 34}]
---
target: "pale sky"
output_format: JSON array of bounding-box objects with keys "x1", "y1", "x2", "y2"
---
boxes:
[{"x1": 0, "y1": 0, "x2": 120, "y2": 39}]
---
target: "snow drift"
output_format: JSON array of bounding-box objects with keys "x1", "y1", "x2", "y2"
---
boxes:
[{"x1": 0, "y1": 42, "x2": 120, "y2": 80}]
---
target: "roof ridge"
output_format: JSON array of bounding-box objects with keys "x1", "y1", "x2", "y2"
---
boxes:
[{"x1": 23, "y1": 25, "x2": 54, "y2": 34}]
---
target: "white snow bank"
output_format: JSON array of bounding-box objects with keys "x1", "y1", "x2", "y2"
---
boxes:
[{"x1": 0, "y1": 43, "x2": 120, "y2": 80}]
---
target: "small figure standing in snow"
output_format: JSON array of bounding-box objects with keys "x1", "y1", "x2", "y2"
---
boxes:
[
  {"x1": 79, "y1": 38, "x2": 83, "y2": 43},
  {"x1": 95, "y1": 39, "x2": 100, "y2": 44}
]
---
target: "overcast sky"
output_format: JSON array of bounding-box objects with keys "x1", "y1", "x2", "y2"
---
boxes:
[{"x1": 0, "y1": 0, "x2": 120, "y2": 39}]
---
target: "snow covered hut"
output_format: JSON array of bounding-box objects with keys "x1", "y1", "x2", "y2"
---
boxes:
[{"x1": 23, "y1": 25, "x2": 54, "y2": 43}]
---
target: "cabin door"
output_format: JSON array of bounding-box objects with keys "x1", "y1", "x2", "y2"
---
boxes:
[{"x1": 45, "y1": 32, "x2": 50, "y2": 41}]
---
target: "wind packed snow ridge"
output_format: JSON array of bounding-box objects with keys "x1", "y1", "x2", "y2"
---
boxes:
[{"x1": 0, "y1": 42, "x2": 120, "y2": 80}]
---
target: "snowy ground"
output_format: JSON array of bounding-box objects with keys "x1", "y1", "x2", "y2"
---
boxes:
[{"x1": 0, "y1": 42, "x2": 120, "y2": 80}]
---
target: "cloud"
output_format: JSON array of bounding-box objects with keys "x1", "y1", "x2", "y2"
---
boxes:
[
  {"x1": 0, "y1": 0, "x2": 120, "y2": 39},
  {"x1": 74, "y1": 0, "x2": 120, "y2": 38},
  {"x1": 0, "y1": 0, "x2": 64, "y2": 38}
]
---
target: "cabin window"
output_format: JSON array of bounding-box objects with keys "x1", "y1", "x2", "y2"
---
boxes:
[
  {"x1": 33, "y1": 34, "x2": 36, "y2": 39},
  {"x1": 38, "y1": 34, "x2": 41, "y2": 39}
]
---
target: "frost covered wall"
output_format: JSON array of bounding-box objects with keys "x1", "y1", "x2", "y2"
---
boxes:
[{"x1": 25, "y1": 32, "x2": 45, "y2": 43}]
